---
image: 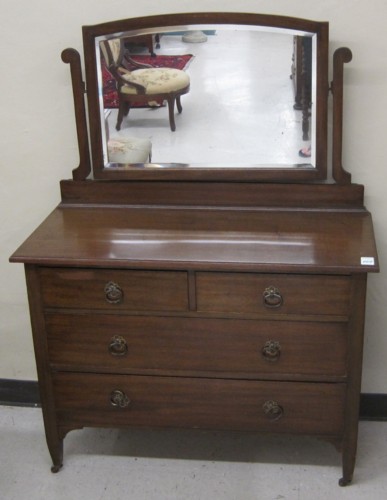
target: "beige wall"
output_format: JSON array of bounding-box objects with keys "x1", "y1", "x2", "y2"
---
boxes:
[{"x1": 1, "y1": 0, "x2": 386, "y2": 391}]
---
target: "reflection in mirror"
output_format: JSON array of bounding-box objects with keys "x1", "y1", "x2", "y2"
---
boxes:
[{"x1": 96, "y1": 27, "x2": 316, "y2": 169}]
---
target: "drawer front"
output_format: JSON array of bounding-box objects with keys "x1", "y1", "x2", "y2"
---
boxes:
[
  {"x1": 196, "y1": 272, "x2": 351, "y2": 316},
  {"x1": 39, "y1": 268, "x2": 188, "y2": 312},
  {"x1": 53, "y1": 373, "x2": 345, "y2": 436},
  {"x1": 47, "y1": 314, "x2": 347, "y2": 378}
]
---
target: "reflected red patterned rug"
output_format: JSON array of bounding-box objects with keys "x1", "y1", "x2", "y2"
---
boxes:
[{"x1": 102, "y1": 54, "x2": 193, "y2": 109}]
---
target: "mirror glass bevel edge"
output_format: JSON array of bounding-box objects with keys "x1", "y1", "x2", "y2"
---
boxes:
[{"x1": 82, "y1": 12, "x2": 329, "y2": 182}]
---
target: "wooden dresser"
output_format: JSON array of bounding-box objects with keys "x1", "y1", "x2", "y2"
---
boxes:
[
  {"x1": 9, "y1": 11, "x2": 380, "y2": 488},
  {"x1": 11, "y1": 187, "x2": 379, "y2": 486}
]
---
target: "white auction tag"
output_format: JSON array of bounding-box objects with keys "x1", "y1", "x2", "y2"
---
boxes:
[{"x1": 361, "y1": 257, "x2": 375, "y2": 266}]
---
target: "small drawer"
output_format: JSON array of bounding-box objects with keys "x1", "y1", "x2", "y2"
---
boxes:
[
  {"x1": 39, "y1": 268, "x2": 188, "y2": 312},
  {"x1": 53, "y1": 373, "x2": 345, "y2": 436},
  {"x1": 196, "y1": 272, "x2": 351, "y2": 317},
  {"x1": 46, "y1": 314, "x2": 347, "y2": 378}
]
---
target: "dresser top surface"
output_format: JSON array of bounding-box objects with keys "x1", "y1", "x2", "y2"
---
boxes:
[{"x1": 10, "y1": 206, "x2": 379, "y2": 273}]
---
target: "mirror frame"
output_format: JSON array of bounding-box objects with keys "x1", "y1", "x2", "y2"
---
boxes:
[{"x1": 82, "y1": 12, "x2": 329, "y2": 182}]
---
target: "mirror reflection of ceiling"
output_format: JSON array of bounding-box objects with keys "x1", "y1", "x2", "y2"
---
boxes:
[{"x1": 99, "y1": 28, "x2": 316, "y2": 168}]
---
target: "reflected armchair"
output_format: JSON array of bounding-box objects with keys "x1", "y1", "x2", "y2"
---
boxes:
[{"x1": 100, "y1": 39, "x2": 190, "y2": 131}]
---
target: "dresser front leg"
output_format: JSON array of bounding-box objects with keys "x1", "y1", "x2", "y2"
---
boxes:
[
  {"x1": 339, "y1": 438, "x2": 357, "y2": 486},
  {"x1": 339, "y1": 458, "x2": 355, "y2": 486},
  {"x1": 47, "y1": 437, "x2": 64, "y2": 473},
  {"x1": 339, "y1": 470, "x2": 353, "y2": 486}
]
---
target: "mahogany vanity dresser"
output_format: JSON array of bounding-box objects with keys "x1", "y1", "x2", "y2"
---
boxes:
[{"x1": 10, "y1": 13, "x2": 379, "y2": 486}]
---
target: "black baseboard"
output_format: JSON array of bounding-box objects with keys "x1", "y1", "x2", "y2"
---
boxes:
[
  {"x1": 1, "y1": 379, "x2": 387, "y2": 420},
  {"x1": 359, "y1": 393, "x2": 387, "y2": 421},
  {"x1": 0, "y1": 379, "x2": 41, "y2": 407}
]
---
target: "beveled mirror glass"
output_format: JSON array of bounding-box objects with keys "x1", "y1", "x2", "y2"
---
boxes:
[{"x1": 83, "y1": 13, "x2": 328, "y2": 181}]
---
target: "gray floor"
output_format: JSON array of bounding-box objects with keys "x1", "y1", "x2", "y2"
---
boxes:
[{"x1": 1, "y1": 405, "x2": 386, "y2": 499}]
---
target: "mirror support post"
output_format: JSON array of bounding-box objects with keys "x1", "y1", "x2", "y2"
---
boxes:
[
  {"x1": 331, "y1": 47, "x2": 352, "y2": 184},
  {"x1": 61, "y1": 48, "x2": 91, "y2": 181}
]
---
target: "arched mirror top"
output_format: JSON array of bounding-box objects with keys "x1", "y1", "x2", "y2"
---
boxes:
[{"x1": 81, "y1": 12, "x2": 329, "y2": 181}]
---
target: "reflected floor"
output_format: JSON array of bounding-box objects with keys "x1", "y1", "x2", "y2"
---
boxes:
[{"x1": 105, "y1": 30, "x2": 313, "y2": 166}]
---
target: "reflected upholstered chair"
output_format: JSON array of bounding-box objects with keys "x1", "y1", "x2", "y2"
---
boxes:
[
  {"x1": 104, "y1": 110, "x2": 152, "y2": 164},
  {"x1": 101, "y1": 38, "x2": 190, "y2": 132}
]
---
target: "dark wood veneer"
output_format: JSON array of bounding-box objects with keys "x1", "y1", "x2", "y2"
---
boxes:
[
  {"x1": 60, "y1": 180, "x2": 366, "y2": 208},
  {"x1": 53, "y1": 373, "x2": 346, "y2": 436},
  {"x1": 46, "y1": 314, "x2": 348, "y2": 378},
  {"x1": 11, "y1": 206, "x2": 378, "y2": 274}
]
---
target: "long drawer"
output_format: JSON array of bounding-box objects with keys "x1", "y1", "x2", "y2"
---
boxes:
[
  {"x1": 196, "y1": 272, "x2": 351, "y2": 316},
  {"x1": 46, "y1": 314, "x2": 347, "y2": 378},
  {"x1": 53, "y1": 373, "x2": 345, "y2": 436},
  {"x1": 39, "y1": 268, "x2": 189, "y2": 312}
]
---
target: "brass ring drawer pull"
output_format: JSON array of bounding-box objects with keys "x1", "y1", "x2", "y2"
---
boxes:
[
  {"x1": 110, "y1": 390, "x2": 130, "y2": 408},
  {"x1": 108, "y1": 336, "x2": 128, "y2": 356},
  {"x1": 263, "y1": 400, "x2": 284, "y2": 421},
  {"x1": 263, "y1": 286, "x2": 283, "y2": 308},
  {"x1": 104, "y1": 281, "x2": 124, "y2": 304},
  {"x1": 262, "y1": 340, "x2": 281, "y2": 361}
]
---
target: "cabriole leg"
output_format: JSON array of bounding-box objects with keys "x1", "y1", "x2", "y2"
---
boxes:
[{"x1": 167, "y1": 96, "x2": 176, "y2": 131}]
